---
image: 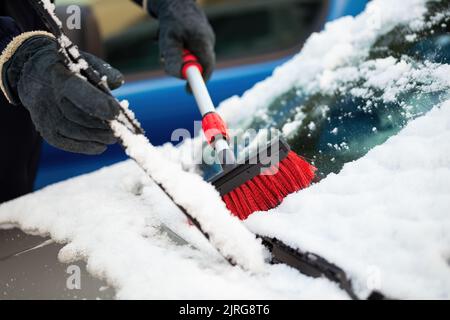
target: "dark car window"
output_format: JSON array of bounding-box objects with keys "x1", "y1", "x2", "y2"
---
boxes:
[{"x1": 56, "y1": 0, "x2": 328, "y2": 75}]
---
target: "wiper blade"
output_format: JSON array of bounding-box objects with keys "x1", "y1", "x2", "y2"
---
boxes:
[{"x1": 260, "y1": 236, "x2": 389, "y2": 300}]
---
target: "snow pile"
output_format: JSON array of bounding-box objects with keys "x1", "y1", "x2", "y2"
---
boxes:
[{"x1": 247, "y1": 100, "x2": 450, "y2": 299}]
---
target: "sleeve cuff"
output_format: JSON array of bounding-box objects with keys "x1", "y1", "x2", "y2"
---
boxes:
[{"x1": 0, "y1": 31, "x2": 55, "y2": 104}]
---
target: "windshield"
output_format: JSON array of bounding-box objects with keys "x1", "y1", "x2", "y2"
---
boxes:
[{"x1": 213, "y1": 0, "x2": 450, "y2": 179}]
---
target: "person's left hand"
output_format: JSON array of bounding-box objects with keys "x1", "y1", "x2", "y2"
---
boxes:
[{"x1": 152, "y1": 0, "x2": 216, "y2": 81}]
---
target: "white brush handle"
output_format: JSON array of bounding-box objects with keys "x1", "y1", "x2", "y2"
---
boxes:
[
  {"x1": 185, "y1": 66, "x2": 216, "y2": 116},
  {"x1": 184, "y1": 58, "x2": 236, "y2": 168}
]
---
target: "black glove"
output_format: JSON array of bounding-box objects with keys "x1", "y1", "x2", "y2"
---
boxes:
[
  {"x1": 149, "y1": 0, "x2": 216, "y2": 81},
  {"x1": 1, "y1": 35, "x2": 123, "y2": 155}
]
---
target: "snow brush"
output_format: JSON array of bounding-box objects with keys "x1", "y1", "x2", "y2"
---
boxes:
[
  {"x1": 182, "y1": 51, "x2": 316, "y2": 220},
  {"x1": 29, "y1": 0, "x2": 390, "y2": 300}
]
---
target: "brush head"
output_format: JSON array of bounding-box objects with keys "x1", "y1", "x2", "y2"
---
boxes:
[{"x1": 210, "y1": 138, "x2": 316, "y2": 220}]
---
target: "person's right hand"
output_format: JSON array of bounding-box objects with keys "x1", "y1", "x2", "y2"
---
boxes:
[{"x1": 1, "y1": 33, "x2": 123, "y2": 155}]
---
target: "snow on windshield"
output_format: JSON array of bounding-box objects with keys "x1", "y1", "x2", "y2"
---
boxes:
[
  {"x1": 215, "y1": 0, "x2": 450, "y2": 178},
  {"x1": 246, "y1": 100, "x2": 450, "y2": 299},
  {"x1": 0, "y1": 0, "x2": 449, "y2": 299}
]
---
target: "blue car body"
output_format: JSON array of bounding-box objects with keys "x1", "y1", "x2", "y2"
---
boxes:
[{"x1": 35, "y1": 0, "x2": 370, "y2": 189}]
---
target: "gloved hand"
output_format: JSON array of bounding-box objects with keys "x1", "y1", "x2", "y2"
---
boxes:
[
  {"x1": 0, "y1": 33, "x2": 123, "y2": 155},
  {"x1": 148, "y1": 0, "x2": 216, "y2": 81}
]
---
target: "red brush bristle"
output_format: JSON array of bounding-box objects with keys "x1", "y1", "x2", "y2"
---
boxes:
[{"x1": 223, "y1": 151, "x2": 316, "y2": 220}]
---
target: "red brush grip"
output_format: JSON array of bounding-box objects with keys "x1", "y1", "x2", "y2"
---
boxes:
[
  {"x1": 182, "y1": 49, "x2": 204, "y2": 79},
  {"x1": 202, "y1": 113, "x2": 229, "y2": 145}
]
